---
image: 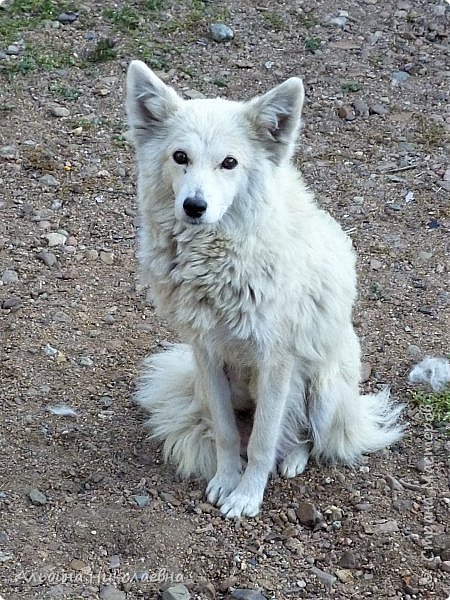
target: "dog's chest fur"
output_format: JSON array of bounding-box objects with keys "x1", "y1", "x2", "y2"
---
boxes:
[{"x1": 144, "y1": 223, "x2": 277, "y2": 346}]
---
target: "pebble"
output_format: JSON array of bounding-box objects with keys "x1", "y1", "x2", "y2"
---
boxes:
[
  {"x1": 209, "y1": 23, "x2": 234, "y2": 42},
  {"x1": 28, "y1": 488, "x2": 47, "y2": 506},
  {"x1": 360, "y1": 362, "x2": 372, "y2": 382},
  {"x1": 69, "y1": 559, "x2": 86, "y2": 571},
  {"x1": 134, "y1": 494, "x2": 150, "y2": 507},
  {"x1": 310, "y1": 566, "x2": 337, "y2": 590},
  {"x1": 1, "y1": 297, "x2": 21, "y2": 309},
  {"x1": 231, "y1": 590, "x2": 266, "y2": 600},
  {"x1": 406, "y1": 344, "x2": 421, "y2": 359},
  {"x1": 363, "y1": 520, "x2": 398, "y2": 534},
  {"x1": 39, "y1": 174, "x2": 60, "y2": 187},
  {"x1": 103, "y1": 314, "x2": 115, "y2": 325},
  {"x1": 369, "y1": 103, "x2": 389, "y2": 116},
  {"x1": 49, "y1": 104, "x2": 70, "y2": 118},
  {"x1": 284, "y1": 537, "x2": 303, "y2": 554},
  {"x1": 335, "y1": 568, "x2": 354, "y2": 583},
  {"x1": 100, "y1": 251, "x2": 114, "y2": 265},
  {"x1": 296, "y1": 501, "x2": 322, "y2": 529},
  {"x1": 45, "y1": 232, "x2": 67, "y2": 247},
  {"x1": 79, "y1": 356, "x2": 94, "y2": 367},
  {"x1": 353, "y1": 98, "x2": 369, "y2": 117},
  {"x1": 386, "y1": 475, "x2": 404, "y2": 491},
  {"x1": 85, "y1": 249, "x2": 99, "y2": 261},
  {"x1": 392, "y1": 70, "x2": 410, "y2": 84},
  {"x1": 340, "y1": 550, "x2": 357, "y2": 569},
  {"x1": 441, "y1": 561, "x2": 450, "y2": 573},
  {"x1": 57, "y1": 11, "x2": 79, "y2": 24},
  {"x1": 99, "y1": 585, "x2": 126, "y2": 600},
  {"x1": 109, "y1": 555, "x2": 121, "y2": 570},
  {"x1": 1, "y1": 269, "x2": 18, "y2": 283},
  {"x1": 37, "y1": 250, "x2": 57, "y2": 267},
  {"x1": 286, "y1": 508, "x2": 297, "y2": 523},
  {"x1": 162, "y1": 584, "x2": 191, "y2": 600},
  {"x1": 323, "y1": 14, "x2": 348, "y2": 27},
  {"x1": 6, "y1": 44, "x2": 20, "y2": 55},
  {"x1": 0, "y1": 145, "x2": 17, "y2": 159},
  {"x1": 337, "y1": 105, "x2": 356, "y2": 121}
]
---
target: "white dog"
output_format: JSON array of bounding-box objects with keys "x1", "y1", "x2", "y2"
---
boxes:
[{"x1": 126, "y1": 60, "x2": 403, "y2": 518}]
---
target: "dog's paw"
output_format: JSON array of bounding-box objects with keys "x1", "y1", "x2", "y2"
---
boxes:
[
  {"x1": 219, "y1": 487, "x2": 262, "y2": 518},
  {"x1": 206, "y1": 471, "x2": 241, "y2": 506},
  {"x1": 279, "y1": 444, "x2": 310, "y2": 478}
]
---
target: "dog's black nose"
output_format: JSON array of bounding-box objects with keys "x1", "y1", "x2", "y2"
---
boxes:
[{"x1": 183, "y1": 195, "x2": 207, "y2": 219}]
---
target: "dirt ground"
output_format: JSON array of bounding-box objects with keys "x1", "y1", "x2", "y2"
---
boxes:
[{"x1": 0, "y1": 0, "x2": 449, "y2": 599}]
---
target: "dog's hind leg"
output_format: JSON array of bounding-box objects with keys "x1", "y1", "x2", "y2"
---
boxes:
[{"x1": 280, "y1": 441, "x2": 311, "y2": 478}]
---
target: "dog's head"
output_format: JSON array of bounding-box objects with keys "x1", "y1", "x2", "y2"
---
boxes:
[{"x1": 126, "y1": 61, "x2": 304, "y2": 226}]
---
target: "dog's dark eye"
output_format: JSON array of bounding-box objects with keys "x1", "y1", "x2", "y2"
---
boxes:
[
  {"x1": 221, "y1": 156, "x2": 238, "y2": 170},
  {"x1": 173, "y1": 151, "x2": 188, "y2": 165}
]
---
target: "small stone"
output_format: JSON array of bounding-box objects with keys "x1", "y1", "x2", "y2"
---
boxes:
[
  {"x1": 28, "y1": 488, "x2": 47, "y2": 505},
  {"x1": 386, "y1": 475, "x2": 404, "y2": 491},
  {"x1": 45, "y1": 232, "x2": 66, "y2": 247},
  {"x1": 79, "y1": 356, "x2": 93, "y2": 367},
  {"x1": 297, "y1": 501, "x2": 322, "y2": 528},
  {"x1": 134, "y1": 494, "x2": 150, "y2": 507},
  {"x1": 100, "y1": 251, "x2": 114, "y2": 265},
  {"x1": 363, "y1": 520, "x2": 399, "y2": 534},
  {"x1": 1, "y1": 297, "x2": 21, "y2": 309},
  {"x1": 109, "y1": 555, "x2": 121, "y2": 570},
  {"x1": 340, "y1": 550, "x2": 357, "y2": 569},
  {"x1": 85, "y1": 249, "x2": 98, "y2": 261},
  {"x1": 431, "y1": 534, "x2": 450, "y2": 561},
  {"x1": 370, "y1": 259, "x2": 382, "y2": 270},
  {"x1": 353, "y1": 99, "x2": 369, "y2": 117},
  {"x1": 324, "y1": 505, "x2": 343, "y2": 521},
  {"x1": 69, "y1": 559, "x2": 86, "y2": 571},
  {"x1": 337, "y1": 105, "x2": 356, "y2": 121},
  {"x1": 285, "y1": 537, "x2": 303, "y2": 553},
  {"x1": 209, "y1": 23, "x2": 234, "y2": 42},
  {"x1": 39, "y1": 174, "x2": 60, "y2": 187},
  {"x1": 392, "y1": 71, "x2": 410, "y2": 84},
  {"x1": 99, "y1": 585, "x2": 126, "y2": 600},
  {"x1": 37, "y1": 250, "x2": 57, "y2": 267},
  {"x1": 324, "y1": 14, "x2": 348, "y2": 27},
  {"x1": 441, "y1": 561, "x2": 450, "y2": 573},
  {"x1": 335, "y1": 569, "x2": 354, "y2": 583},
  {"x1": 310, "y1": 566, "x2": 337, "y2": 590},
  {"x1": 103, "y1": 314, "x2": 115, "y2": 325},
  {"x1": 369, "y1": 103, "x2": 389, "y2": 116},
  {"x1": 360, "y1": 362, "x2": 372, "y2": 383},
  {"x1": 407, "y1": 345, "x2": 421, "y2": 359},
  {"x1": 1, "y1": 269, "x2": 18, "y2": 283},
  {"x1": 57, "y1": 11, "x2": 79, "y2": 24},
  {"x1": 101, "y1": 395, "x2": 113, "y2": 409},
  {"x1": 6, "y1": 44, "x2": 20, "y2": 55},
  {"x1": 231, "y1": 590, "x2": 266, "y2": 600},
  {"x1": 49, "y1": 104, "x2": 70, "y2": 118},
  {"x1": 183, "y1": 89, "x2": 206, "y2": 100},
  {"x1": 162, "y1": 583, "x2": 191, "y2": 600},
  {"x1": 0, "y1": 145, "x2": 17, "y2": 159},
  {"x1": 218, "y1": 576, "x2": 238, "y2": 592},
  {"x1": 286, "y1": 508, "x2": 297, "y2": 523}
]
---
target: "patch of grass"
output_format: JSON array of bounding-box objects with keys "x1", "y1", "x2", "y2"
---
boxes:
[
  {"x1": 0, "y1": 0, "x2": 68, "y2": 41},
  {"x1": 414, "y1": 114, "x2": 446, "y2": 149},
  {"x1": 213, "y1": 78, "x2": 228, "y2": 88},
  {"x1": 411, "y1": 390, "x2": 450, "y2": 423},
  {"x1": 1, "y1": 56, "x2": 36, "y2": 79},
  {"x1": 51, "y1": 83, "x2": 80, "y2": 101},
  {"x1": 305, "y1": 37, "x2": 321, "y2": 51},
  {"x1": 341, "y1": 81, "x2": 362, "y2": 93},
  {"x1": 103, "y1": 6, "x2": 139, "y2": 31},
  {"x1": 85, "y1": 38, "x2": 117, "y2": 63},
  {"x1": 144, "y1": 0, "x2": 165, "y2": 11},
  {"x1": 368, "y1": 282, "x2": 390, "y2": 301},
  {"x1": 294, "y1": 14, "x2": 318, "y2": 28},
  {"x1": 262, "y1": 11, "x2": 283, "y2": 31}
]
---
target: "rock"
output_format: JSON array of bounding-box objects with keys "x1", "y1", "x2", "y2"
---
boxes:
[
  {"x1": 369, "y1": 103, "x2": 389, "y2": 116},
  {"x1": 337, "y1": 105, "x2": 356, "y2": 121},
  {"x1": 69, "y1": 559, "x2": 86, "y2": 571},
  {"x1": 99, "y1": 585, "x2": 126, "y2": 600},
  {"x1": 218, "y1": 576, "x2": 238, "y2": 592},
  {"x1": 284, "y1": 537, "x2": 303, "y2": 553},
  {"x1": 386, "y1": 475, "x2": 404, "y2": 491},
  {"x1": 296, "y1": 501, "x2": 322, "y2": 528},
  {"x1": 79, "y1": 356, "x2": 93, "y2": 367},
  {"x1": 1, "y1": 297, "x2": 21, "y2": 310},
  {"x1": 441, "y1": 561, "x2": 450, "y2": 573},
  {"x1": 28, "y1": 488, "x2": 47, "y2": 505},
  {"x1": 370, "y1": 259, "x2": 382, "y2": 270},
  {"x1": 431, "y1": 533, "x2": 450, "y2": 561},
  {"x1": 324, "y1": 505, "x2": 343, "y2": 521},
  {"x1": 45, "y1": 232, "x2": 66, "y2": 247},
  {"x1": 209, "y1": 23, "x2": 234, "y2": 42},
  {"x1": 0, "y1": 145, "x2": 17, "y2": 159},
  {"x1": 340, "y1": 550, "x2": 357, "y2": 569},
  {"x1": 286, "y1": 508, "x2": 297, "y2": 523},
  {"x1": 335, "y1": 569, "x2": 354, "y2": 583},
  {"x1": 57, "y1": 12, "x2": 79, "y2": 24},
  {"x1": 134, "y1": 494, "x2": 150, "y2": 507},
  {"x1": 363, "y1": 520, "x2": 399, "y2": 534},
  {"x1": 1, "y1": 269, "x2": 18, "y2": 283},
  {"x1": 310, "y1": 566, "x2": 337, "y2": 590},
  {"x1": 184, "y1": 89, "x2": 206, "y2": 100},
  {"x1": 323, "y1": 14, "x2": 348, "y2": 27},
  {"x1": 392, "y1": 71, "x2": 410, "y2": 84},
  {"x1": 48, "y1": 104, "x2": 70, "y2": 118},
  {"x1": 37, "y1": 250, "x2": 57, "y2": 267},
  {"x1": 407, "y1": 344, "x2": 421, "y2": 359},
  {"x1": 231, "y1": 590, "x2": 266, "y2": 600},
  {"x1": 6, "y1": 45, "x2": 20, "y2": 55},
  {"x1": 85, "y1": 249, "x2": 98, "y2": 261},
  {"x1": 353, "y1": 98, "x2": 369, "y2": 117},
  {"x1": 360, "y1": 362, "x2": 372, "y2": 383},
  {"x1": 162, "y1": 583, "x2": 191, "y2": 600},
  {"x1": 109, "y1": 555, "x2": 121, "y2": 570},
  {"x1": 100, "y1": 251, "x2": 114, "y2": 265},
  {"x1": 39, "y1": 174, "x2": 60, "y2": 187}
]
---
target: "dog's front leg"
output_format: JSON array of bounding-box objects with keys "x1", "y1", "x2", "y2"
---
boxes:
[
  {"x1": 195, "y1": 347, "x2": 242, "y2": 506},
  {"x1": 220, "y1": 357, "x2": 293, "y2": 518}
]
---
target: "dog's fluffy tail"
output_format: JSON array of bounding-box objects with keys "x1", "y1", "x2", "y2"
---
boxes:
[
  {"x1": 135, "y1": 344, "x2": 216, "y2": 480},
  {"x1": 310, "y1": 385, "x2": 404, "y2": 465}
]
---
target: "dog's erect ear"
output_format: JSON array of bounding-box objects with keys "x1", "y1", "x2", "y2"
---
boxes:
[
  {"x1": 245, "y1": 78, "x2": 304, "y2": 162},
  {"x1": 126, "y1": 60, "x2": 181, "y2": 144}
]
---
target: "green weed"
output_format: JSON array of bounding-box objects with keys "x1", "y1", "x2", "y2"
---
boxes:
[{"x1": 411, "y1": 390, "x2": 450, "y2": 423}]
